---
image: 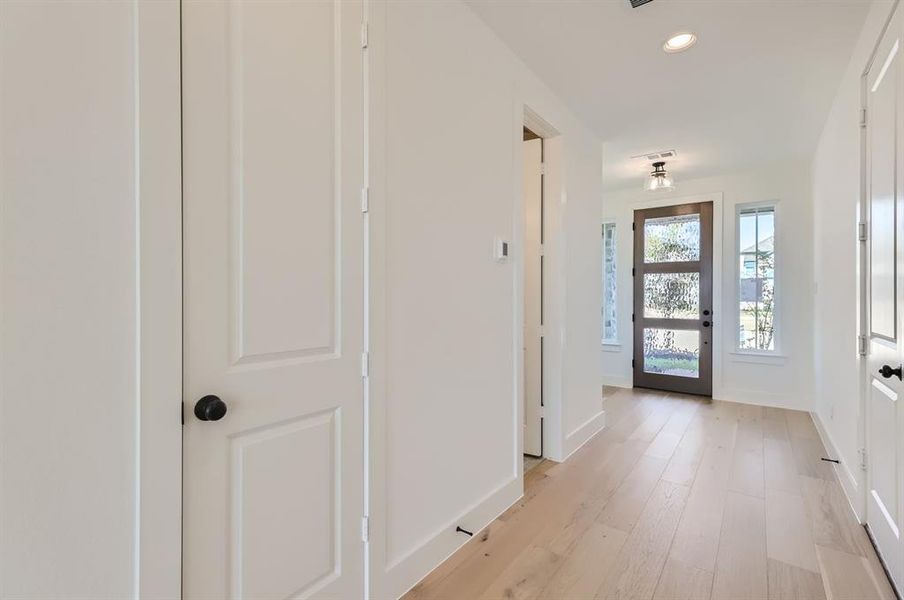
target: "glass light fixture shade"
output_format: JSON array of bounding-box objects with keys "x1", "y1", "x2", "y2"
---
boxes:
[{"x1": 645, "y1": 162, "x2": 675, "y2": 192}]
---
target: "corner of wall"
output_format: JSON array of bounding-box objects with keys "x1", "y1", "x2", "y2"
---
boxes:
[{"x1": 561, "y1": 409, "x2": 607, "y2": 461}]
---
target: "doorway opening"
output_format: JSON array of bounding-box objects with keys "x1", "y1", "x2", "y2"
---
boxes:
[
  {"x1": 632, "y1": 201, "x2": 714, "y2": 396},
  {"x1": 523, "y1": 126, "x2": 544, "y2": 470}
]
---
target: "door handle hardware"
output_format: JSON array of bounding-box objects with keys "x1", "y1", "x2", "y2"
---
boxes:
[
  {"x1": 702, "y1": 321, "x2": 711, "y2": 328},
  {"x1": 878, "y1": 364, "x2": 903, "y2": 380},
  {"x1": 194, "y1": 395, "x2": 228, "y2": 421}
]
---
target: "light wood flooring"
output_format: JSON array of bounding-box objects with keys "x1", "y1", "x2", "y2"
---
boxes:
[{"x1": 404, "y1": 388, "x2": 897, "y2": 600}]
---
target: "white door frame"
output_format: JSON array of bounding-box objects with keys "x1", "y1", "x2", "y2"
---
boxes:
[
  {"x1": 136, "y1": 1, "x2": 183, "y2": 596},
  {"x1": 521, "y1": 106, "x2": 563, "y2": 462}
]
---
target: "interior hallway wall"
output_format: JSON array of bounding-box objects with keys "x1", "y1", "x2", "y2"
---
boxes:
[
  {"x1": 811, "y1": 0, "x2": 896, "y2": 515},
  {"x1": 2, "y1": 1, "x2": 183, "y2": 596},
  {"x1": 368, "y1": 0, "x2": 604, "y2": 596},
  {"x1": 0, "y1": 2, "x2": 140, "y2": 596},
  {"x1": 602, "y1": 162, "x2": 815, "y2": 411}
]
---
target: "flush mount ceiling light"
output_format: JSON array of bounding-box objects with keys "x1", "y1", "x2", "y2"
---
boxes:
[
  {"x1": 646, "y1": 161, "x2": 675, "y2": 192},
  {"x1": 663, "y1": 32, "x2": 697, "y2": 53}
]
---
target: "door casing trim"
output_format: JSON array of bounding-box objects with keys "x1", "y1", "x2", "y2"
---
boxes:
[{"x1": 136, "y1": 0, "x2": 183, "y2": 596}]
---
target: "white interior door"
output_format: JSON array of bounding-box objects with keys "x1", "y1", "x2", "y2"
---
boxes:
[
  {"x1": 523, "y1": 137, "x2": 543, "y2": 458},
  {"x1": 182, "y1": 1, "x2": 365, "y2": 598},
  {"x1": 865, "y1": 5, "x2": 904, "y2": 591}
]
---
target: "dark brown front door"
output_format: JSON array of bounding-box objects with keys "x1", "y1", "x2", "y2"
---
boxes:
[{"x1": 633, "y1": 202, "x2": 713, "y2": 396}]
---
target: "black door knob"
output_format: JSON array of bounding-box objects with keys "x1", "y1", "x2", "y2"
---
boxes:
[
  {"x1": 702, "y1": 320, "x2": 711, "y2": 328},
  {"x1": 194, "y1": 395, "x2": 227, "y2": 421},
  {"x1": 879, "y1": 365, "x2": 903, "y2": 380}
]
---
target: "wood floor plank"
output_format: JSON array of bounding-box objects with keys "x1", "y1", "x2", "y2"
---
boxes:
[
  {"x1": 645, "y1": 430, "x2": 683, "y2": 461},
  {"x1": 767, "y1": 558, "x2": 826, "y2": 600},
  {"x1": 730, "y1": 421, "x2": 765, "y2": 498},
  {"x1": 660, "y1": 399, "x2": 701, "y2": 435},
  {"x1": 800, "y1": 476, "x2": 873, "y2": 558},
  {"x1": 652, "y1": 557, "x2": 713, "y2": 600},
  {"x1": 765, "y1": 488, "x2": 819, "y2": 573},
  {"x1": 478, "y1": 545, "x2": 561, "y2": 600},
  {"x1": 597, "y1": 455, "x2": 669, "y2": 532},
  {"x1": 765, "y1": 408, "x2": 791, "y2": 442},
  {"x1": 661, "y1": 418, "x2": 709, "y2": 486},
  {"x1": 543, "y1": 439, "x2": 651, "y2": 556},
  {"x1": 765, "y1": 437, "x2": 802, "y2": 495},
  {"x1": 539, "y1": 522, "x2": 628, "y2": 599},
  {"x1": 711, "y1": 491, "x2": 768, "y2": 600},
  {"x1": 815, "y1": 544, "x2": 895, "y2": 600},
  {"x1": 667, "y1": 444, "x2": 733, "y2": 572},
  {"x1": 786, "y1": 410, "x2": 820, "y2": 441},
  {"x1": 629, "y1": 405, "x2": 674, "y2": 443},
  {"x1": 739, "y1": 403, "x2": 767, "y2": 423},
  {"x1": 595, "y1": 480, "x2": 690, "y2": 600}
]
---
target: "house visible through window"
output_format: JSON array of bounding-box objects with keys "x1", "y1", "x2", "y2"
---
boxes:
[
  {"x1": 738, "y1": 206, "x2": 776, "y2": 351},
  {"x1": 602, "y1": 222, "x2": 617, "y2": 343}
]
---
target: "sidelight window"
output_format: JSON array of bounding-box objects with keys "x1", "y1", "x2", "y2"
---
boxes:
[{"x1": 738, "y1": 206, "x2": 776, "y2": 351}]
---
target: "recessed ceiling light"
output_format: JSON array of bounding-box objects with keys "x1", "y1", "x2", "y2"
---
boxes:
[{"x1": 663, "y1": 32, "x2": 697, "y2": 53}]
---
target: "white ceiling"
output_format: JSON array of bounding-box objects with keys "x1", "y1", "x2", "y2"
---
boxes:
[{"x1": 465, "y1": 0, "x2": 872, "y2": 191}]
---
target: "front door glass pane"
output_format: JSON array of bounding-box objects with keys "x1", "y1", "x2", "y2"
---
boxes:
[
  {"x1": 643, "y1": 272, "x2": 700, "y2": 319},
  {"x1": 643, "y1": 328, "x2": 700, "y2": 378},
  {"x1": 644, "y1": 213, "x2": 701, "y2": 263}
]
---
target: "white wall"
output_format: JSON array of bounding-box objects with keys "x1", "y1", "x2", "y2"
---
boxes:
[
  {"x1": 602, "y1": 162, "x2": 815, "y2": 411},
  {"x1": 811, "y1": 0, "x2": 896, "y2": 514},
  {"x1": 0, "y1": 1, "x2": 601, "y2": 597},
  {"x1": 367, "y1": 0, "x2": 603, "y2": 596},
  {"x1": 0, "y1": 2, "x2": 181, "y2": 597},
  {"x1": 0, "y1": 3, "x2": 139, "y2": 596}
]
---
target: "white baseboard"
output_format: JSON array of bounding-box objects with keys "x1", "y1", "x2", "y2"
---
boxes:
[
  {"x1": 601, "y1": 376, "x2": 632, "y2": 389},
  {"x1": 715, "y1": 387, "x2": 812, "y2": 412},
  {"x1": 811, "y1": 410, "x2": 864, "y2": 522},
  {"x1": 379, "y1": 476, "x2": 521, "y2": 600},
  {"x1": 561, "y1": 409, "x2": 607, "y2": 461}
]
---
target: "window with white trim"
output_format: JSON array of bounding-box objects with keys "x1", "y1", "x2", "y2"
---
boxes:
[
  {"x1": 602, "y1": 222, "x2": 618, "y2": 343},
  {"x1": 738, "y1": 206, "x2": 776, "y2": 351}
]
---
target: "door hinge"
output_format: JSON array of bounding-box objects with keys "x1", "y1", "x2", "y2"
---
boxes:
[
  {"x1": 632, "y1": 313, "x2": 635, "y2": 322},
  {"x1": 632, "y1": 358, "x2": 636, "y2": 368},
  {"x1": 361, "y1": 352, "x2": 370, "y2": 378},
  {"x1": 539, "y1": 162, "x2": 546, "y2": 176},
  {"x1": 632, "y1": 267, "x2": 635, "y2": 277},
  {"x1": 181, "y1": 401, "x2": 185, "y2": 426},
  {"x1": 361, "y1": 516, "x2": 370, "y2": 543},
  {"x1": 632, "y1": 222, "x2": 636, "y2": 231},
  {"x1": 361, "y1": 23, "x2": 369, "y2": 49},
  {"x1": 361, "y1": 186, "x2": 369, "y2": 213},
  {"x1": 860, "y1": 108, "x2": 867, "y2": 129},
  {"x1": 858, "y1": 221, "x2": 868, "y2": 242},
  {"x1": 859, "y1": 447, "x2": 868, "y2": 471},
  {"x1": 858, "y1": 334, "x2": 868, "y2": 356}
]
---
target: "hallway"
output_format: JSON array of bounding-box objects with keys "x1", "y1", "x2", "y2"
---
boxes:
[{"x1": 405, "y1": 389, "x2": 895, "y2": 600}]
